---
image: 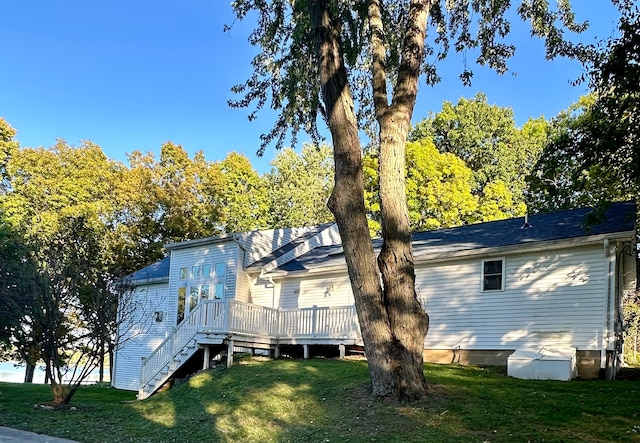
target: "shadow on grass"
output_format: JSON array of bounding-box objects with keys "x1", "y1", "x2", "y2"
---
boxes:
[{"x1": 2, "y1": 360, "x2": 640, "y2": 442}]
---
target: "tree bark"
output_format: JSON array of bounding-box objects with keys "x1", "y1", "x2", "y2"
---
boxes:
[
  {"x1": 24, "y1": 362, "x2": 35, "y2": 383},
  {"x1": 374, "y1": 0, "x2": 432, "y2": 399},
  {"x1": 309, "y1": 0, "x2": 429, "y2": 400}
]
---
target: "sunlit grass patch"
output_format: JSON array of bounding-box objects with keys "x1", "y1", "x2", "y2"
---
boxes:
[{"x1": 1, "y1": 359, "x2": 639, "y2": 442}]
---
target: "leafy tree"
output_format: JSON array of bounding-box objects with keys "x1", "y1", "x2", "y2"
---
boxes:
[
  {"x1": 572, "y1": 0, "x2": 640, "y2": 194},
  {"x1": 213, "y1": 152, "x2": 270, "y2": 233},
  {"x1": 0, "y1": 216, "x2": 35, "y2": 348},
  {"x1": 266, "y1": 144, "x2": 334, "y2": 228},
  {"x1": 0, "y1": 118, "x2": 19, "y2": 190},
  {"x1": 365, "y1": 139, "x2": 477, "y2": 233},
  {"x1": 410, "y1": 93, "x2": 548, "y2": 205},
  {"x1": 229, "y1": 0, "x2": 586, "y2": 400},
  {"x1": 155, "y1": 142, "x2": 223, "y2": 241},
  {"x1": 0, "y1": 141, "x2": 126, "y2": 402},
  {"x1": 526, "y1": 96, "x2": 632, "y2": 213}
]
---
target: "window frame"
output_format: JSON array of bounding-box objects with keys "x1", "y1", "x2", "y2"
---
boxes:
[{"x1": 481, "y1": 258, "x2": 505, "y2": 292}]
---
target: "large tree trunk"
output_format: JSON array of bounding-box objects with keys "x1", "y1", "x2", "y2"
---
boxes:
[
  {"x1": 24, "y1": 362, "x2": 35, "y2": 383},
  {"x1": 309, "y1": 0, "x2": 429, "y2": 400},
  {"x1": 375, "y1": 0, "x2": 432, "y2": 399},
  {"x1": 50, "y1": 381, "x2": 78, "y2": 405},
  {"x1": 378, "y1": 109, "x2": 430, "y2": 399}
]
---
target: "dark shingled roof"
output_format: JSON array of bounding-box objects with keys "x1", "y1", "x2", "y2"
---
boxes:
[
  {"x1": 127, "y1": 256, "x2": 171, "y2": 283},
  {"x1": 278, "y1": 201, "x2": 636, "y2": 273}
]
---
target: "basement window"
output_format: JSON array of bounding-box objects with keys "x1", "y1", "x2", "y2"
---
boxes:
[{"x1": 482, "y1": 258, "x2": 505, "y2": 292}]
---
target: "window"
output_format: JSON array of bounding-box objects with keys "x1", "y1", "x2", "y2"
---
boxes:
[
  {"x1": 213, "y1": 262, "x2": 226, "y2": 299},
  {"x1": 482, "y1": 259, "x2": 504, "y2": 291},
  {"x1": 201, "y1": 284, "x2": 210, "y2": 299},
  {"x1": 189, "y1": 286, "x2": 200, "y2": 310},
  {"x1": 202, "y1": 264, "x2": 212, "y2": 278},
  {"x1": 214, "y1": 262, "x2": 226, "y2": 278},
  {"x1": 192, "y1": 266, "x2": 202, "y2": 278},
  {"x1": 177, "y1": 287, "x2": 186, "y2": 323},
  {"x1": 179, "y1": 267, "x2": 188, "y2": 280}
]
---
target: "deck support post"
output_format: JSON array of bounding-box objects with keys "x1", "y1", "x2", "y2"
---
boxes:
[
  {"x1": 303, "y1": 344, "x2": 309, "y2": 359},
  {"x1": 339, "y1": 344, "x2": 345, "y2": 359},
  {"x1": 274, "y1": 345, "x2": 280, "y2": 359},
  {"x1": 226, "y1": 340, "x2": 234, "y2": 368},
  {"x1": 203, "y1": 346, "x2": 210, "y2": 370}
]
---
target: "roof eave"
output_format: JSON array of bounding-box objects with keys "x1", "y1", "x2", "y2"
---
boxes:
[
  {"x1": 126, "y1": 276, "x2": 170, "y2": 287},
  {"x1": 164, "y1": 235, "x2": 235, "y2": 251},
  {"x1": 263, "y1": 230, "x2": 636, "y2": 278}
]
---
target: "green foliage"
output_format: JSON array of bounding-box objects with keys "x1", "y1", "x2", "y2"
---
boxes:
[
  {"x1": 410, "y1": 92, "x2": 547, "y2": 202},
  {"x1": 0, "y1": 118, "x2": 19, "y2": 190},
  {"x1": 526, "y1": 96, "x2": 633, "y2": 213},
  {"x1": 0, "y1": 216, "x2": 35, "y2": 348},
  {"x1": 214, "y1": 152, "x2": 269, "y2": 233},
  {"x1": 1, "y1": 359, "x2": 639, "y2": 442},
  {"x1": 405, "y1": 139, "x2": 476, "y2": 231},
  {"x1": 623, "y1": 291, "x2": 640, "y2": 366},
  {"x1": 577, "y1": 0, "x2": 639, "y2": 193},
  {"x1": 230, "y1": 2, "x2": 585, "y2": 153},
  {"x1": 266, "y1": 144, "x2": 334, "y2": 228}
]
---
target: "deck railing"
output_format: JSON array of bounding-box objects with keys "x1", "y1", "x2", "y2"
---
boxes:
[{"x1": 139, "y1": 299, "x2": 363, "y2": 395}]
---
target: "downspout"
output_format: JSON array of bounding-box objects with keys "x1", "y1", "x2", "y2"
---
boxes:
[{"x1": 603, "y1": 239, "x2": 617, "y2": 379}]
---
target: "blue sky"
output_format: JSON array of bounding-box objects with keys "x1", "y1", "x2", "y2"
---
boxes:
[{"x1": 1, "y1": 1, "x2": 620, "y2": 173}]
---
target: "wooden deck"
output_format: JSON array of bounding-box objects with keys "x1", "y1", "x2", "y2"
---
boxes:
[{"x1": 139, "y1": 299, "x2": 362, "y2": 399}]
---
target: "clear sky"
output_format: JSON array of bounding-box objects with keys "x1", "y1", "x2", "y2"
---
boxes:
[{"x1": 1, "y1": 1, "x2": 620, "y2": 173}]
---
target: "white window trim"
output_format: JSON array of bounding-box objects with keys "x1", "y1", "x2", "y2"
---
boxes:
[{"x1": 481, "y1": 257, "x2": 505, "y2": 292}]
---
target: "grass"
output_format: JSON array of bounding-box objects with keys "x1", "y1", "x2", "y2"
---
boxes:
[{"x1": 1, "y1": 358, "x2": 639, "y2": 442}]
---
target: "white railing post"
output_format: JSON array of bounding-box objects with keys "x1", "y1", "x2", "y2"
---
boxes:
[
  {"x1": 224, "y1": 299, "x2": 231, "y2": 332},
  {"x1": 312, "y1": 305, "x2": 318, "y2": 338},
  {"x1": 276, "y1": 307, "x2": 282, "y2": 338},
  {"x1": 170, "y1": 327, "x2": 176, "y2": 356}
]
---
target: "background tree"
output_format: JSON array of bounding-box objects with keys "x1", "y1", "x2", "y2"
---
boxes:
[
  {"x1": 410, "y1": 93, "x2": 547, "y2": 212},
  {"x1": 0, "y1": 141, "x2": 126, "y2": 403},
  {"x1": 229, "y1": 0, "x2": 586, "y2": 400},
  {"x1": 212, "y1": 152, "x2": 270, "y2": 233},
  {"x1": 364, "y1": 139, "x2": 477, "y2": 233},
  {"x1": 526, "y1": 96, "x2": 631, "y2": 213},
  {"x1": 266, "y1": 144, "x2": 334, "y2": 228},
  {"x1": 573, "y1": 0, "x2": 639, "y2": 195}
]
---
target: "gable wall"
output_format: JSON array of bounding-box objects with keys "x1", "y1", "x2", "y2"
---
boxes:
[
  {"x1": 418, "y1": 244, "x2": 607, "y2": 351},
  {"x1": 239, "y1": 227, "x2": 311, "y2": 267},
  {"x1": 167, "y1": 241, "x2": 239, "y2": 325},
  {"x1": 113, "y1": 282, "x2": 170, "y2": 391}
]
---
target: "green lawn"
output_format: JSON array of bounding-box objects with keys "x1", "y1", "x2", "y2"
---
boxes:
[{"x1": 1, "y1": 358, "x2": 639, "y2": 442}]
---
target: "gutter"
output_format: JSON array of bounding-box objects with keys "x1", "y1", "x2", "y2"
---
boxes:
[{"x1": 262, "y1": 230, "x2": 636, "y2": 279}]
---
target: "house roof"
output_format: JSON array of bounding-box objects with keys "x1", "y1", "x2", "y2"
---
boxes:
[
  {"x1": 245, "y1": 223, "x2": 336, "y2": 271},
  {"x1": 126, "y1": 256, "x2": 171, "y2": 284},
  {"x1": 276, "y1": 201, "x2": 637, "y2": 273}
]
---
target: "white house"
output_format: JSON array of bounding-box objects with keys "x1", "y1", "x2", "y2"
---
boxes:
[{"x1": 112, "y1": 202, "x2": 637, "y2": 398}]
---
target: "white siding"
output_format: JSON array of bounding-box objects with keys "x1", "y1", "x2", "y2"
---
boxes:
[
  {"x1": 113, "y1": 283, "x2": 170, "y2": 391},
  {"x1": 235, "y1": 247, "x2": 251, "y2": 303},
  {"x1": 279, "y1": 274, "x2": 353, "y2": 309},
  {"x1": 167, "y1": 241, "x2": 239, "y2": 326},
  {"x1": 248, "y1": 274, "x2": 280, "y2": 307},
  {"x1": 419, "y1": 245, "x2": 607, "y2": 351}
]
